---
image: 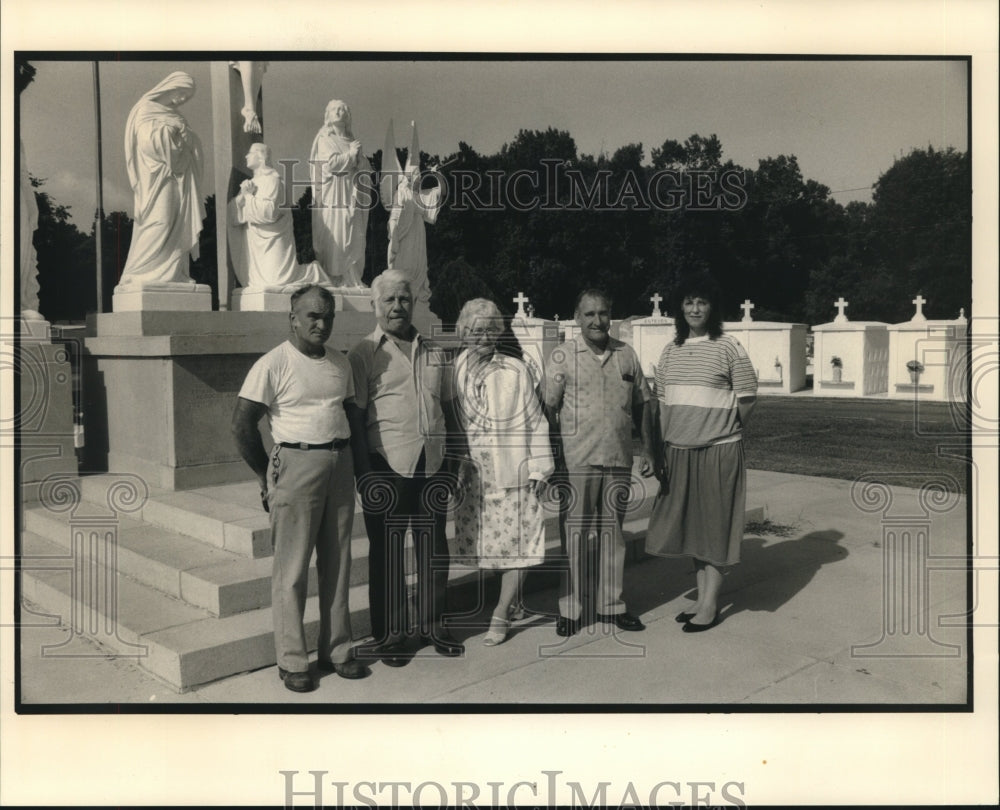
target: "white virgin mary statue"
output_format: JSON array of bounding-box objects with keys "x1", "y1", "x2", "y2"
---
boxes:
[
  {"x1": 116, "y1": 71, "x2": 208, "y2": 292},
  {"x1": 309, "y1": 99, "x2": 371, "y2": 288}
]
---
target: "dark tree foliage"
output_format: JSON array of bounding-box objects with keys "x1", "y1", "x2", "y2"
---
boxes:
[
  {"x1": 28, "y1": 132, "x2": 970, "y2": 328},
  {"x1": 32, "y1": 181, "x2": 93, "y2": 322},
  {"x1": 805, "y1": 147, "x2": 971, "y2": 322}
]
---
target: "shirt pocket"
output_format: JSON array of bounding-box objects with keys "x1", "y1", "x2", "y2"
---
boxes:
[{"x1": 617, "y1": 378, "x2": 635, "y2": 413}]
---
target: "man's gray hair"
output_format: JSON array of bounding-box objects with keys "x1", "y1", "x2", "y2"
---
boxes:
[{"x1": 370, "y1": 268, "x2": 412, "y2": 301}]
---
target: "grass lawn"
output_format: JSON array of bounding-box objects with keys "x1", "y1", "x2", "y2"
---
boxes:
[{"x1": 742, "y1": 396, "x2": 970, "y2": 493}]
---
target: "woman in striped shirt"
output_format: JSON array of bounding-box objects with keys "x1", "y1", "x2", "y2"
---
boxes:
[{"x1": 645, "y1": 272, "x2": 757, "y2": 632}]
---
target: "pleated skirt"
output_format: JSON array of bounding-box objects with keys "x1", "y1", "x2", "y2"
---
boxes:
[{"x1": 644, "y1": 440, "x2": 746, "y2": 567}]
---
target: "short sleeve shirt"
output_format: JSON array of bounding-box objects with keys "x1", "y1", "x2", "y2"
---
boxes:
[
  {"x1": 544, "y1": 335, "x2": 650, "y2": 469},
  {"x1": 238, "y1": 340, "x2": 354, "y2": 444},
  {"x1": 348, "y1": 326, "x2": 453, "y2": 477},
  {"x1": 654, "y1": 333, "x2": 757, "y2": 448}
]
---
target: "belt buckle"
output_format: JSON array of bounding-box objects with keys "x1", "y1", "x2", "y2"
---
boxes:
[{"x1": 298, "y1": 442, "x2": 309, "y2": 450}]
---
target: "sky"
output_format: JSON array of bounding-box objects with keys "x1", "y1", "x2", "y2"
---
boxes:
[{"x1": 17, "y1": 57, "x2": 968, "y2": 227}]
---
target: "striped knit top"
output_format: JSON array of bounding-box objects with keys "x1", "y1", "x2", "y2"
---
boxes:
[{"x1": 654, "y1": 333, "x2": 758, "y2": 449}]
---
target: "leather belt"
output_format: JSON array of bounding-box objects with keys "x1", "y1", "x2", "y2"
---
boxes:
[{"x1": 278, "y1": 438, "x2": 349, "y2": 451}]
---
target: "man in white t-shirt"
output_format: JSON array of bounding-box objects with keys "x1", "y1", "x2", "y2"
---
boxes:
[{"x1": 232, "y1": 284, "x2": 369, "y2": 693}]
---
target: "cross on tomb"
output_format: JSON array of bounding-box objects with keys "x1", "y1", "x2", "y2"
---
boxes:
[
  {"x1": 833, "y1": 296, "x2": 849, "y2": 323},
  {"x1": 911, "y1": 294, "x2": 927, "y2": 322},
  {"x1": 513, "y1": 291, "x2": 529, "y2": 318},
  {"x1": 650, "y1": 292, "x2": 663, "y2": 318},
  {"x1": 741, "y1": 299, "x2": 755, "y2": 322}
]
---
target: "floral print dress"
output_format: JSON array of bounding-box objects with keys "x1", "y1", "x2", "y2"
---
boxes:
[{"x1": 450, "y1": 351, "x2": 553, "y2": 570}]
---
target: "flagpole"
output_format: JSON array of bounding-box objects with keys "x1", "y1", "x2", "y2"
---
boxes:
[{"x1": 92, "y1": 61, "x2": 105, "y2": 313}]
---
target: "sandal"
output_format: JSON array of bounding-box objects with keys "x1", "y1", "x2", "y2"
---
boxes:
[
  {"x1": 508, "y1": 602, "x2": 528, "y2": 622},
  {"x1": 483, "y1": 615, "x2": 510, "y2": 647}
]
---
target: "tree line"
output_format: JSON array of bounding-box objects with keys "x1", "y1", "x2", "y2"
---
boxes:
[{"x1": 28, "y1": 130, "x2": 970, "y2": 327}]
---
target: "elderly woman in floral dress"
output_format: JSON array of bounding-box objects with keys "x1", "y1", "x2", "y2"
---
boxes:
[{"x1": 450, "y1": 298, "x2": 554, "y2": 646}]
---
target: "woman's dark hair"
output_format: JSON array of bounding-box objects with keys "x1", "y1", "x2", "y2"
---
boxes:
[{"x1": 671, "y1": 271, "x2": 724, "y2": 345}]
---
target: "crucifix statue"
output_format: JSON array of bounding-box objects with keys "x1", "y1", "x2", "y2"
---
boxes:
[
  {"x1": 649, "y1": 292, "x2": 663, "y2": 318},
  {"x1": 833, "y1": 296, "x2": 849, "y2": 323},
  {"x1": 513, "y1": 291, "x2": 529, "y2": 318}
]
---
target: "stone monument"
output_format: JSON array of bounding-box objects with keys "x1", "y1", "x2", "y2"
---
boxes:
[
  {"x1": 229, "y1": 59, "x2": 267, "y2": 134},
  {"x1": 113, "y1": 71, "x2": 211, "y2": 312},
  {"x1": 19, "y1": 139, "x2": 45, "y2": 327},
  {"x1": 82, "y1": 65, "x2": 376, "y2": 490},
  {"x1": 382, "y1": 120, "x2": 443, "y2": 302},
  {"x1": 887, "y1": 295, "x2": 968, "y2": 402},
  {"x1": 508, "y1": 292, "x2": 560, "y2": 377},
  {"x1": 812, "y1": 296, "x2": 889, "y2": 397},
  {"x1": 724, "y1": 298, "x2": 808, "y2": 395},
  {"x1": 210, "y1": 59, "x2": 264, "y2": 309},
  {"x1": 631, "y1": 292, "x2": 676, "y2": 386},
  {"x1": 228, "y1": 143, "x2": 328, "y2": 311},
  {"x1": 380, "y1": 119, "x2": 444, "y2": 335},
  {"x1": 309, "y1": 98, "x2": 371, "y2": 289},
  {"x1": 14, "y1": 60, "x2": 77, "y2": 502}
]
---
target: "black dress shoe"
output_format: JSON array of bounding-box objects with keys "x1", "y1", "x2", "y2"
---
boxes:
[
  {"x1": 377, "y1": 641, "x2": 410, "y2": 667},
  {"x1": 675, "y1": 611, "x2": 695, "y2": 624},
  {"x1": 356, "y1": 638, "x2": 409, "y2": 667},
  {"x1": 318, "y1": 659, "x2": 371, "y2": 679},
  {"x1": 556, "y1": 616, "x2": 580, "y2": 637},
  {"x1": 278, "y1": 668, "x2": 315, "y2": 693},
  {"x1": 682, "y1": 611, "x2": 720, "y2": 633},
  {"x1": 420, "y1": 629, "x2": 464, "y2": 657},
  {"x1": 598, "y1": 612, "x2": 646, "y2": 631}
]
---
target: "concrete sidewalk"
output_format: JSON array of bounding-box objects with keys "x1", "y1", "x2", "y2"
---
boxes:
[{"x1": 17, "y1": 470, "x2": 968, "y2": 706}]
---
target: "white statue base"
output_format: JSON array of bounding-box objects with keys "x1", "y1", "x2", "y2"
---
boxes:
[
  {"x1": 19, "y1": 313, "x2": 51, "y2": 340},
  {"x1": 231, "y1": 289, "x2": 295, "y2": 312},
  {"x1": 113, "y1": 285, "x2": 212, "y2": 312},
  {"x1": 231, "y1": 286, "x2": 374, "y2": 313},
  {"x1": 332, "y1": 288, "x2": 374, "y2": 313}
]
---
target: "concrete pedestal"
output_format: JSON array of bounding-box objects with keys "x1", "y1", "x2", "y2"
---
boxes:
[
  {"x1": 813, "y1": 320, "x2": 889, "y2": 397},
  {"x1": 10, "y1": 323, "x2": 77, "y2": 503},
  {"x1": 112, "y1": 286, "x2": 213, "y2": 312},
  {"x1": 81, "y1": 310, "x2": 375, "y2": 490},
  {"x1": 230, "y1": 289, "x2": 293, "y2": 312},
  {"x1": 510, "y1": 317, "x2": 561, "y2": 374},
  {"x1": 887, "y1": 319, "x2": 967, "y2": 402},
  {"x1": 631, "y1": 317, "x2": 676, "y2": 383},
  {"x1": 725, "y1": 321, "x2": 808, "y2": 395}
]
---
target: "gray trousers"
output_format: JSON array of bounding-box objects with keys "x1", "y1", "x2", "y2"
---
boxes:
[
  {"x1": 268, "y1": 444, "x2": 355, "y2": 672},
  {"x1": 559, "y1": 466, "x2": 630, "y2": 620}
]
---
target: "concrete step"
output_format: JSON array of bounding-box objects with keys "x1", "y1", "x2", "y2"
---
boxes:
[
  {"x1": 20, "y1": 501, "x2": 764, "y2": 692},
  {"x1": 24, "y1": 473, "x2": 759, "y2": 621},
  {"x1": 20, "y1": 531, "x2": 370, "y2": 691},
  {"x1": 20, "y1": 469, "x2": 763, "y2": 690},
  {"x1": 23, "y1": 502, "x2": 373, "y2": 618},
  {"x1": 80, "y1": 475, "x2": 275, "y2": 559}
]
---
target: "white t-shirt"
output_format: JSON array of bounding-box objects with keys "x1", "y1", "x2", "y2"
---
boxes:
[{"x1": 239, "y1": 340, "x2": 354, "y2": 444}]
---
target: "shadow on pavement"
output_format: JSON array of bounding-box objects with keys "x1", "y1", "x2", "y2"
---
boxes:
[{"x1": 722, "y1": 530, "x2": 848, "y2": 617}]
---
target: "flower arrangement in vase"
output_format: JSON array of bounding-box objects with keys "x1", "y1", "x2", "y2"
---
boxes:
[
  {"x1": 906, "y1": 359, "x2": 924, "y2": 383},
  {"x1": 830, "y1": 355, "x2": 843, "y2": 383}
]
